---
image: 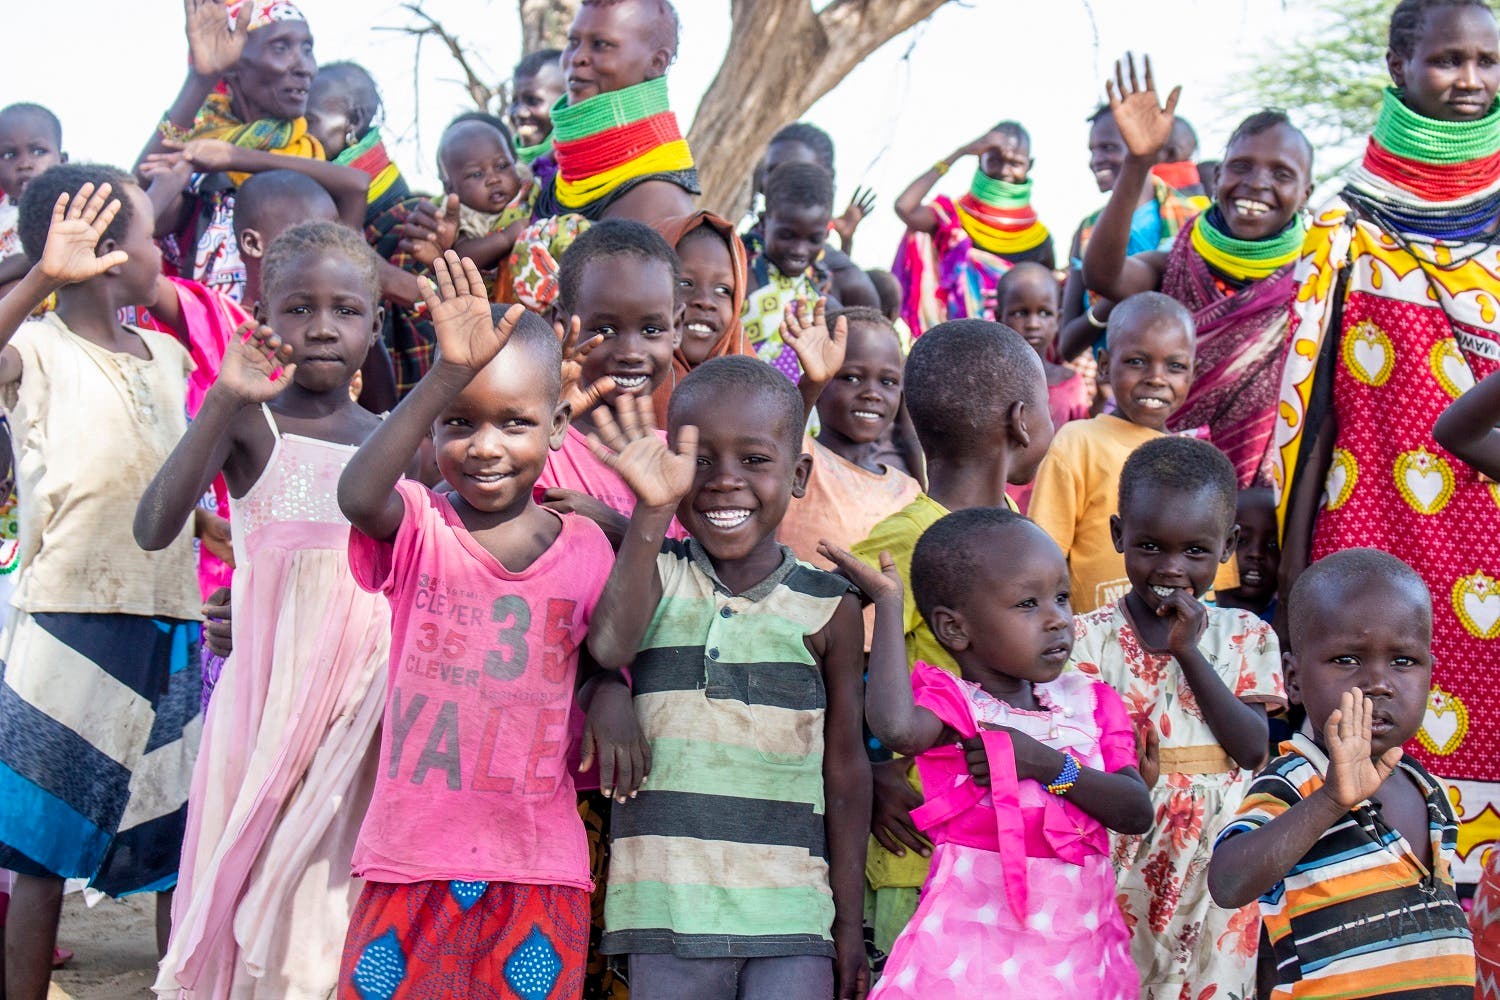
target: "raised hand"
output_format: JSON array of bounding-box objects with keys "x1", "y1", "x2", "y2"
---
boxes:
[
  {"x1": 216, "y1": 321, "x2": 297, "y2": 402},
  {"x1": 421, "y1": 251, "x2": 519, "y2": 372},
  {"x1": 555, "y1": 315, "x2": 614, "y2": 418},
  {"x1": 819, "y1": 543, "x2": 902, "y2": 606},
  {"x1": 586, "y1": 394, "x2": 697, "y2": 512},
  {"x1": 1105, "y1": 52, "x2": 1180, "y2": 160},
  {"x1": 1321, "y1": 688, "x2": 1403, "y2": 810},
  {"x1": 38, "y1": 184, "x2": 129, "y2": 286},
  {"x1": 185, "y1": 0, "x2": 252, "y2": 79},
  {"x1": 832, "y1": 185, "x2": 877, "y2": 246},
  {"x1": 1157, "y1": 588, "x2": 1207, "y2": 660},
  {"x1": 782, "y1": 298, "x2": 848, "y2": 385}
]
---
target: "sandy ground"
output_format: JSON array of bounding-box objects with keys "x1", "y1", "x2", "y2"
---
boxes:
[{"x1": 45, "y1": 891, "x2": 159, "y2": 999}]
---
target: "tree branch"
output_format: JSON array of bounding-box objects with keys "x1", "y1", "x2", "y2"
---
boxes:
[{"x1": 384, "y1": 2, "x2": 499, "y2": 111}]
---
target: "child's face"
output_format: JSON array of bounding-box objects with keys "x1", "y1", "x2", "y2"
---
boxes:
[
  {"x1": 572, "y1": 254, "x2": 680, "y2": 407},
  {"x1": 998, "y1": 272, "x2": 1060, "y2": 358},
  {"x1": 1288, "y1": 578, "x2": 1433, "y2": 757},
  {"x1": 258, "y1": 250, "x2": 380, "y2": 395},
  {"x1": 1100, "y1": 318, "x2": 1195, "y2": 432},
  {"x1": 1215, "y1": 124, "x2": 1312, "y2": 242},
  {"x1": 676, "y1": 230, "x2": 737, "y2": 367},
  {"x1": 433, "y1": 342, "x2": 567, "y2": 517},
  {"x1": 979, "y1": 133, "x2": 1031, "y2": 185},
  {"x1": 943, "y1": 525, "x2": 1075, "y2": 687},
  {"x1": 563, "y1": 0, "x2": 669, "y2": 103},
  {"x1": 1389, "y1": 4, "x2": 1500, "y2": 121},
  {"x1": 816, "y1": 322, "x2": 903, "y2": 447},
  {"x1": 116, "y1": 185, "x2": 164, "y2": 304},
  {"x1": 304, "y1": 81, "x2": 356, "y2": 159},
  {"x1": 441, "y1": 127, "x2": 522, "y2": 215},
  {"x1": 1111, "y1": 484, "x2": 1236, "y2": 611},
  {"x1": 671, "y1": 386, "x2": 810, "y2": 566},
  {"x1": 1088, "y1": 113, "x2": 1127, "y2": 194},
  {"x1": 1232, "y1": 488, "x2": 1280, "y2": 609},
  {"x1": 508, "y1": 63, "x2": 567, "y2": 147},
  {"x1": 762, "y1": 203, "x2": 830, "y2": 278},
  {"x1": 0, "y1": 112, "x2": 62, "y2": 201}
]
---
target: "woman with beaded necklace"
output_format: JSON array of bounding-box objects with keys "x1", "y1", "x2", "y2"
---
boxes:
[
  {"x1": 1082, "y1": 56, "x2": 1315, "y2": 487},
  {"x1": 1274, "y1": 0, "x2": 1500, "y2": 890}
]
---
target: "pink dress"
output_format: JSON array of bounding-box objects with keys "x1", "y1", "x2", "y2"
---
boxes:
[
  {"x1": 870, "y1": 664, "x2": 1139, "y2": 998},
  {"x1": 155, "y1": 406, "x2": 391, "y2": 999}
]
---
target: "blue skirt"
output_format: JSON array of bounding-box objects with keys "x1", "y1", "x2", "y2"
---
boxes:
[{"x1": 0, "y1": 612, "x2": 201, "y2": 895}]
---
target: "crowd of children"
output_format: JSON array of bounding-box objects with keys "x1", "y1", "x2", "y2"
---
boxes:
[{"x1": 0, "y1": 0, "x2": 1498, "y2": 998}]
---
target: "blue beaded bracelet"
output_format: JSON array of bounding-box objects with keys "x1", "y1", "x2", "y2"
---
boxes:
[{"x1": 1046, "y1": 752, "x2": 1079, "y2": 796}]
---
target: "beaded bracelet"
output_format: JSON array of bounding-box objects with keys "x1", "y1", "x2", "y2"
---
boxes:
[
  {"x1": 1046, "y1": 752, "x2": 1079, "y2": 796},
  {"x1": 933, "y1": 160, "x2": 951, "y2": 177}
]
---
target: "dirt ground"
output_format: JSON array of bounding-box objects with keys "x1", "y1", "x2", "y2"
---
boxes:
[{"x1": 45, "y1": 891, "x2": 158, "y2": 999}]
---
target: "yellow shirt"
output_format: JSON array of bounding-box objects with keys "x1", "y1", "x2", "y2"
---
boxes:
[{"x1": 1030, "y1": 415, "x2": 1235, "y2": 614}]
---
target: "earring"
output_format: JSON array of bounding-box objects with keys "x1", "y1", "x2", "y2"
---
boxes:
[{"x1": 345, "y1": 127, "x2": 358, "y2": 146}]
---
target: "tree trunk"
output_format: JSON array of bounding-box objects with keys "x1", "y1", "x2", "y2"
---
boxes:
[
  {"x1": 519, "y1": 0, "x2": 580, "y2": 54},
  {"x1": 687, "y1": 0, "x2": 955, "y2": 218}
]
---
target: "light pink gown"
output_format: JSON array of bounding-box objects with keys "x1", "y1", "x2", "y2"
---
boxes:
[
  {"x1": 870, "y1": 665, "x2": 1139, "y2": 998},
  {"x1": 155, "y1": 406, "x2": 389, "y2": 999}
]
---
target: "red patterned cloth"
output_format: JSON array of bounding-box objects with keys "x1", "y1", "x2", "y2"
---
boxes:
[{"x1": 339, "y1": 879, "x2": 588, "y2": 999}]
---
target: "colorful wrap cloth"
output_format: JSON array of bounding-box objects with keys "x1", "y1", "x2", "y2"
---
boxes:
[
  {"x1": 167, "y1": 92, "x2": 323, "y2": 187},
  {"x1": 226, "y1": 0, "x2": 305, "y2": 28},
  {"x1": 334, "y1": 127, "x2": 410, "y2": 219},
  {"x1": 1162, "y1": 218, "x2": 1299, "y2": 486},
  {"x1": 1151, "y1": 160, "x2": 1208, "y2": 201},
  {"x1": 1271, "y1": 92, "x2": 1500, "y2": 880},
  {"x1": 508, "y1": 213, "x2": 591, "y2": 311},
  {"x1": 893, "y1": 171, "x2": 1055, "y2": 336},
  {"x1": 531, "y1": 77, "x2": 699, "y2": 221}
]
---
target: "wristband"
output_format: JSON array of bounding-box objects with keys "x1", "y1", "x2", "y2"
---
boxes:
[
  {"x1": 1046, "y1": 752, "x2": 1079, "y2": 796},
  {"x1": 1086, "y1": 305, "x2": 1108, "y2": 330},
  {"x1": 933, "y1": 160, "x2": 951, "y2": 177}
]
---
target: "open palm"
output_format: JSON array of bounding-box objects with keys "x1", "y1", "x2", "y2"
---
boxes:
[
  {"x1": 588, "y1": 395, "x2": 697, "y2": 511},
  {"x1": 782, "y1": 298, "x2": 848, "y2": 384},
  {"x1": 421, "y1": 252, "x2": 516, "y2": 371},
  {"x1": 1322, "y1": 688, "x2": 1403, "y2": 810},
  {"x1": 1106, "y1": 53, "x2": 1180, "y2": 160},
  {"x1": 185, "y1": 0, "x2": 251, "y2": 78},
  {"x1": 219, "y1": 323, "x2": 296, "y2": 403},
  {"x1": 39, "y1": 184, "x2": 128, "y2": 286},
  {"x1": 555, "y1": 315, "x2": 612, "y2": 418}
]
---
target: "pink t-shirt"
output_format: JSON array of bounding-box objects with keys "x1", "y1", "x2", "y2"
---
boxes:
[
  {"x1": 348, "y1": 480, "x2": 613, "y2": 887},
  {"x1": 538, "y1": 424, "x2": 687, "y2": 539}
]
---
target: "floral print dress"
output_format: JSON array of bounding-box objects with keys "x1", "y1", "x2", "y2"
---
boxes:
[{"x1": 1071, "y1": 601, "x2": 1285, "y2": 1000}]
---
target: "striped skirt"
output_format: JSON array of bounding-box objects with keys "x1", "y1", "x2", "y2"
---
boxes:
[{"x1": 0, "y1": 611, "x2": 201, "y2": 896}]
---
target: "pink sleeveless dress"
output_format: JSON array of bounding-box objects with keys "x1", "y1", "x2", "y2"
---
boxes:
[
  {"x1": 870, "y1": 665, "x2": 1140, "y2": 998},
  {"x1": 156, "y1": 406, "x2": 390, "y2": 999}
]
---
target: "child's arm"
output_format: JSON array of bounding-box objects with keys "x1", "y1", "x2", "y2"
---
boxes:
[
  {"x1": 134, "y1": 323, "x2": 295, "y2": 550},
  {"x1": 820, "y1": 545, "x2": 945, "y2": 755},
  {"x1": 451, "y1": 217, "x2": 527, "y2": 272},
  {"x1": 581, "y1": 395, "x2": 696, "y2": 669},
  {"x1": 1080, "y1": 54, "x2": 1178, "y2": 302},
  {"x1": 338, "y1": 252, "x2": 525, "y2": 541},
  {"x1": 0, "y1": 184, "x2": 130, "y2": 385},
  {"x1": 782, "y1": 298, "x2": 848, "y2": 424},
  {"x1": 152, "y1": 140, "x2": 370, "y2": 231},
  {"x1": 1435, "y1": 368, "x2": 1500, "y2": 479},
  {"x1": 1209, "y1": 687, "x2": 1402, "y2": 908},
  {"x1": 817, "y1": 592, "x2": 874, "y2": 1000},
  {"x1": 1159, "y1": 590, "x2": 1269, "y2": 770}
]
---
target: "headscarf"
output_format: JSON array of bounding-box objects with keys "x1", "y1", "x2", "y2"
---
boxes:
[
  {"x1": 650, "y1": 212, "x2": 754, "y2": 426},
  {"x1": 227, "y1": 0, "x2": 306, "y2": 29}
]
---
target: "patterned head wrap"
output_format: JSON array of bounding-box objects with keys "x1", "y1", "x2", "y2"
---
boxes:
[{"x1": 227, "y1": 0, "x2": 307, "y2": 30}]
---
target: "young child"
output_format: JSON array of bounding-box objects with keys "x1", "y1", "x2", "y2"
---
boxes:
[
  {"x1": 1070, "y1": 435, "x2": 1285, "y2": 1000},
  {"x1": 1031, "y1": 290, "x2": 1210, "y2": 613},
  {"x1": 583, "y1": 354, "x2": 872, "y2": 1000},
  {"x1": 334, "y1": 252, "x2": 674, "y2": 995},
  {"x1": 743, "y1": 161, "x2": 837, "y2": 381},
  {"x1": 0, "y1": 167, "x2": 202, "y2": 996},
  {"x1": 1215, "y1": 486, "x2": 1279, "y2": 622},
  {"x1": 893, "y1": 120, "x2": 1055, "y2": 335},
  {"x1": 508, "y1": 48, "x2": 566, "y2": 165},
  {"x1": 0, "y1": 104, "x2": 65, "y2": 293},
  {"x1": 826, "y1": 508, "x2": 1150, "y2": 996},
  {"x1": 138, "y1": 221, "x2": 393, "y2": 998},
  {"x1": 851, "y1": 319, "x2": 1052, "y2": 959},
  {"x1": 1209, "y1": 548, "x2": 1475, "y2": 998},
  {"x1": 996, "y1": 262, "x2": 1091, "y2": 512},
  {"x1": 438, "y1": 118, "x2": 531, "y2": 274},
  {"x1": 305, "y1": 62, "x2": 414, "y2": 220},
  {"x1": 779, "y1": 307, "x2": 921, "y2": 571}
]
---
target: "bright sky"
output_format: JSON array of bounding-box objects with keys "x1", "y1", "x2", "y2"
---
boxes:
[{"x1": 15, "y1": 0, "x2": 1327, "y2": 267}]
